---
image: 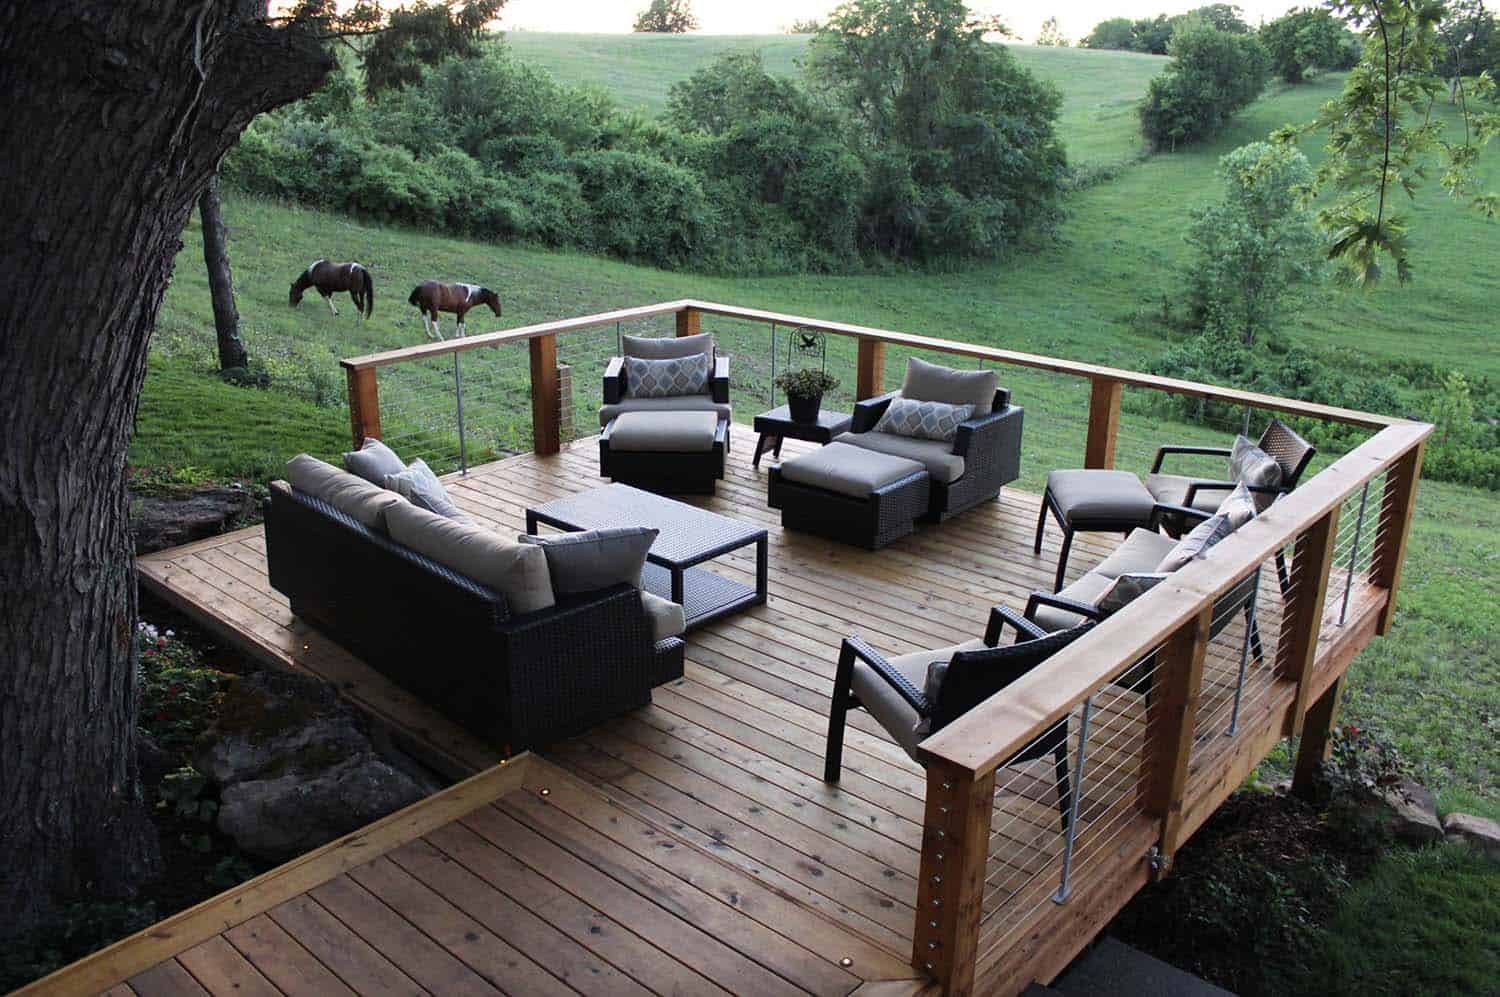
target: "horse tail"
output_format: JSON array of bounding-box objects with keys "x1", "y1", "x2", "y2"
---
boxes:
[{"x1": 361, "y1": 268, "x2": 375, "y2": 318}]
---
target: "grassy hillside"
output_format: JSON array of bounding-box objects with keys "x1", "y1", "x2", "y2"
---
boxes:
[{"x1": 504, "y1": 33, "x2": 1165, "y2": 165}]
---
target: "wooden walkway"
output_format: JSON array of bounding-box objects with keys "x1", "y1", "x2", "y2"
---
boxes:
[{"x1": 62, "y1": 435, "x2": 1311, "y2": 996}]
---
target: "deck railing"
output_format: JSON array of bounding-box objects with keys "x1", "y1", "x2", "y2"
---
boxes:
[{"x1": 341, "y1": 301, "x2": 1428, "y2": 995}]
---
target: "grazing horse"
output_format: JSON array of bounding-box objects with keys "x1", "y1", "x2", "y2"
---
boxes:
[
  {"x1": 407, "y1": 281, "x2": 502, "y2": 340},
  {"x1": 289, "y1": 260, "x2": 374, "y2": 319}
]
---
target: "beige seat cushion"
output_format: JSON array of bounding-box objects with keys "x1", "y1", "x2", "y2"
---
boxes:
[
  {"x1": 1030, "y1": 573, "x2": 1115, "y2": 632},
  {"x1": 901, "y1": 356, "x2": 999, "y2": 415},
  {"x1": 387, "y1": 502, "x2": 555, "y2": 615},
  {"x1": 286, "y1": 454, "x2": 406, "y2": 534},
  {"x1": 1143, "y1": 473, "x2": 1226, "y2": 516},
  {"x1": 779, "y1": 441, "x2": 926, "y2": 498},
  {"x1": 609, "y1": 411, "x2": 719, "y2": 452},
  {"x1": 622, "y1": 332, "x2": 714, "y2": 360},
  {"x1": 834, "y1": 431, "x2": 965, "y2": 484},
  {"x1": 1046, "y1": 469, "x2": 1157, "y2": 526},
  {"x1": 598, "y1": 395, "x2": 732, "y2": 427},
  {"x1": 1095, "y1": 528, "x2": 1178, "y2": 579},
  {"x1": 853, "y1": 638, "x2": 987, "y2": 761},
  {"x1": 641, "y1": 591, "x2": 686, "y2": 642}
]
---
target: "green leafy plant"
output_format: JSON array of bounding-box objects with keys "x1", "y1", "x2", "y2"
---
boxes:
[
  {"x1": 774, "y1": 368, "x2": 840, "y2": 399},
  {"x1": 157, "y1": 765, "x2": 217, "y2": 824},
  {"x1": 136, "y1": 622, "x2": 232, "y2": 751}
]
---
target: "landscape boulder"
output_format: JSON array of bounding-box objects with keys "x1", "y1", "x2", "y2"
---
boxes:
[
  {"x1": 1443, "y1": 812, "x2": 1500, "y2": 859},
  {"x1": 1375, "y1": 779, "x2": 1444, "y2": 845},
  {"x1": 131, "y1": 485, "x2": 256, "y2": 555}
]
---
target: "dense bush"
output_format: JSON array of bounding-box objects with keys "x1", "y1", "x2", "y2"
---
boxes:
[
  {"x1": 1260, "y1": 7, "x2": 1360, "y2": 83},
  {"x1": 1139, "y1": 25, "x2": 1270, "y2": 151}
]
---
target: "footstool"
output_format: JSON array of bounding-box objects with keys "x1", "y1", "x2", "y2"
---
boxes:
[
  {"x1": 768, "y1": 441, "x2": 930, "y2": 549},
  {"x1": 600, "y1": 411, "x2": 728, "y2": 495},
  {"x1": 1035, "y1": 469, "x2": 1158, "y2": 591}
]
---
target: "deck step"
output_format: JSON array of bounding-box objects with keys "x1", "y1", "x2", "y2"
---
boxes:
[{"x1": 1051, "y1": 936, "x2": 1235, "y2": 997}]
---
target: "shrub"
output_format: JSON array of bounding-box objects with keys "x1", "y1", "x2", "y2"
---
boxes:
[
  {"x1": 568, "y1": 150, "x2": 714, "y2": 265},
  {"x1": 1260, "y1": 7, "x2": 1359, "y2": 83},
  {"x1": 1139, "y1": 25, "x2": 1270, "y2": 151}
]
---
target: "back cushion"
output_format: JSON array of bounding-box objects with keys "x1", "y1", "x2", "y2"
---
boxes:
[
  {"x1": 622, "y1": 332, "x2": 715, "y2": 360},
  {"x1": 625, "y1": 354, "x2": 710, "y2": 398},
  {"x1": 387, "y1": 502, "x2": 555, "y2": 615},
  {"x1": 901, "y1": 356, "x2": 998, "y2": 415},
  {"x1": 286, "y1": 454, "x2": 405, "y2": 534}
]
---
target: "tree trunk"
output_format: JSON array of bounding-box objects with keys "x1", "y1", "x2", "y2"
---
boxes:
[
  {"x1": 199, "y1": 177, "x2": 248, "y2": 371},
  {"x1": 0, "y1": 2, "x2": 330, "y2": 937}
]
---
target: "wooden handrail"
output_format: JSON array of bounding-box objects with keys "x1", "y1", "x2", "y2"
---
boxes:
[{"x1": 916, "y1": 420, "x2": 1432, "y2": 778}]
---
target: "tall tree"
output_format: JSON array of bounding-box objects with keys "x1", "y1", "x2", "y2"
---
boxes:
[
  {"x1": 1084, "y1": 16, "x2": 1138, "y2": 49},
  {"x1": 363, "y1": 0, "x2": 504, "y2": 98},
  {"x1": 633, "y1": 0, "x2": 697, "y2": 33},
  {"x1": 1036, "y1": 17, "x2": 1069, "y2": 46},
  {"x1": 199, "y1": 178, "x2": 248, "y2": 371}
]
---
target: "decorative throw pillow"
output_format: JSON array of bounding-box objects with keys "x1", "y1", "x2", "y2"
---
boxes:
[
  {"x1": 1098, "y1": 572, "x2": 1171, "y2": 615},
  {"x1": 342, "y1": 438, "x2": 405, "y2": 485},
  {"x1": 624, "y1": 353, "x2": 710, "y2": 398},
  {"x1": 387, "y1": 502, "x2": 555, "y2": 614},
  {"x1": 901, "y1": 356, "x2": 999, "y2": 415},
  {"x1": 384, "y1": 459, "x2": 470, "y2": 523},
  {"x1": 1229, "y1": 436, "x2": 1283, "y2": 511},
  {"x1": 622, "y1": 332, "x2": 714, "y2": 360},
  {"x1": 873, "y1": 396, "x2": 974, "y2": 443},
  {"x1": 1214, "y1": 481, "x2": 1257, "y2": 530},
  {"x1": 1156, "y1": 513, "x2": 1235, "y2": 573},
  {"x1": 519, "y1": 526, "x2": 659, "y2": 595},
  {"x1": 286, "y1": 454, "x2": 406, "y2": 533}
]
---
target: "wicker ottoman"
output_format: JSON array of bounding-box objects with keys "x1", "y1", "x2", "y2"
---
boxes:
[
  {"x1": 768, "y1": 441, "x2": 930, "y2": 549},
  {"x1": 1035, "y1": 469, "x2": 1158, "y2": 592},
  {"x1": 600, "y1": 410, "x2": 727, "y2": 495}
]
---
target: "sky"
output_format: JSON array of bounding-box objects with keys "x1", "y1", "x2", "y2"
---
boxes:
[{"x1": 498, "y1": 1, "x2": 1309, "y2": 44}]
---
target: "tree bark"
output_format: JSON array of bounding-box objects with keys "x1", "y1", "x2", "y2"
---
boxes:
[
  {"x1": 0, "y1": 1, "x2": 330, "y2": 936},
  {"x1": 199, "y1": 177, "x2": 248, "y2": 370}
]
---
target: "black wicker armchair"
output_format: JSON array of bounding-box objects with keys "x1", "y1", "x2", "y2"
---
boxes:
[
  {"x1": 825, "y1": 608, "x2": 1094, "y2": 830},
  {"x1": 265, "y1": 482, "x2": 683, "y2": 756},
  {"x1": 844, "y1": 387, "x2": 1024, "y2": 522},
  {"x1": 598, "y1": 334, "x2": 731, "y2": 427}
]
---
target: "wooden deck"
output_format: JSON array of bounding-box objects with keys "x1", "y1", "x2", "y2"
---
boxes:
[{"x1": 84, "y1": 434, "x2": 1326, "y2": 996}]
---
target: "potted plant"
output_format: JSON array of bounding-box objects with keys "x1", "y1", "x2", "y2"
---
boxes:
[{"x1": 775, "y1": 368, "x2": 840, "y2": 423}]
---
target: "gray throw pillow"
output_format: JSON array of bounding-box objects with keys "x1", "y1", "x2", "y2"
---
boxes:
[
  {"x1": 622, "y1": 332, "x2": 715, "y2": 360},
  {"x1": 1156, "y1": 513, "x2": 1235, "y2": 573},
  {"x1": 900, "y1": 356, "x2": 998, "y2": 415},
  {"x1": 873, "y1": 395, "x2": 974, "y2": 443},
  {"x1": 387, "y1": 502, "x2": 555, "y2": 614},
  {"x1": 286, "y1": 454, "x2": 406, "y2": 534},
  {"x1": 342, "y1": 438, "x2": 405, "y2": 485},
  {"x1": 1229, "y1": 436, "x2": 1283, "y2": 511},
  {"x1": 1214, "y1": 481, "x2": 1257, "y2": 530},
  {"x1": 519, "y1": 526, "x2": 659, "y2": 595},
  {"x1": 625, "y1": 353, "x2": 710, "y2": 398},
  {"x1": 1097, "y1": 572, "x2": 1171, "y2": 615},
  {"x1": 384, "y1": 459, "x2": 471, "y2": 523}
]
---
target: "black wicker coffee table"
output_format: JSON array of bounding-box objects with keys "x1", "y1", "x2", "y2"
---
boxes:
[
  {"x1": 752, "y1": 405, "x2": 853, "y2": 468},
  {"x1": 525, "y1": 483, "x2": 768, "y2": 631}
]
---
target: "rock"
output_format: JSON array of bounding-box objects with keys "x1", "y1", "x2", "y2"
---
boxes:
[
  {"x1": 131, "y1": 485, "x2": 256, "y2": 555},
  {"x1": 1377, "y1": 779, "x2": 1444, "y2": 844},
  {"x1": 195, "y1": 670, "x2": 368, "y2": 785},
  {"x1": 1443, "y1": 813, "x2": 1500, "y2": 859},
  {"x1": 217, "y1": 754, "x2": 425, "y2": 861}
]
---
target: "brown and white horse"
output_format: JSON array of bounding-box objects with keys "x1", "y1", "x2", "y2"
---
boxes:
[
  {"x1": 289, "y1": 260, "x2": 374, "y2": 319},
  {"x1": 406, "y1": 281, "x2": 502, "y2": 340}
]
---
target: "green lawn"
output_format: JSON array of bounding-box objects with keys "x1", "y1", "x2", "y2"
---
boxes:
[{"x1": 141, "y1": 41, "x2": 1498, "y2": 812}]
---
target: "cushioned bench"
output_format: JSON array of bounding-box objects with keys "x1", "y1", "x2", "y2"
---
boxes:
[
  {"x1": 600, "y1": 410, "x2": 728, "y2": 495},
  {"x1": 768, "y1": 441, "x2": 931, "y2": 548}
]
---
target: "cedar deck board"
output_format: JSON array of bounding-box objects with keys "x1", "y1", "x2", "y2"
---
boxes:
[{"x1": 123, "y1": 436, "x2": 1370, "y2": 997}]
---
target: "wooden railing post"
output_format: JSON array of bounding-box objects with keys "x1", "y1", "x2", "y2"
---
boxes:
[
  {"x1": 1292, "y1": 674, "x2": 1345, "y2": 799},
  {"x1": 856, "y1": 337, "x2": 886, "y2": 400},
  {"x1": 1084, "y1": 377, "x2": 1122, "y2": 469},
  {"x1": 345, "y1": 364, "x2": 381, "y2": 448},
  {"x1": 676, "y1": 307, "x2": 701, "y2": 338},
  {"x1": 1371, "y1": 441, "x2": 1424, "y2": 635},
  {"x1": 1280, "y1": 508, "x2": 1340, "y2": 737},
  {"x1": 912, "y1": 758, "x2": 994, "y2": 995},
  {"x1": 530, "y1": 334, "x2": 561, "y2": 456},
  {"x1": 1140, "y1": 606, "x2": 1211, "y2": 858}
]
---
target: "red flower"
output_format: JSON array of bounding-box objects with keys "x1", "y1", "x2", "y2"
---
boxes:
[{"x1": 152, "y1": 711, "x2": 168, "y2": 722}]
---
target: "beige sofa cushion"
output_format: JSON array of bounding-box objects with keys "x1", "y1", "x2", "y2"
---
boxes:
[
  {"x1": 853, "y1": 638, "x2": 987, "y2": 761},
  {"x1": 901, "y1": 356, "x2": 998, "y2": 415},
  {"x1": 640, "y1": 591, "x2": 686, "y2": 642},
  {"x1": 386, "y1": 502, "x2": 555, "y2": 615},
  {"x1": 286, "y1": 454, "x2": 405, "y2": 534},
  {"x1": 834, "y1": 431, "x2": 965, "y2": 484},
  {"x1": 622, "y1": 332, "x2": 715, "y2": 360}
]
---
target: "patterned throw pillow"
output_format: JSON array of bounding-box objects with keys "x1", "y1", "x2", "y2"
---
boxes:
[
  {"x1": 384, "y1": 459, "x2": 471, "y2": 523},
  {"x1": 873, "y1": 396, "x2": 974, "y2": 443},
  {"x1": 625, "y1": 353, "x2": 710, "y2": 398},
  {"x1": 1156, "y1": 513, "x2": 1235, "y2": 573},
  {"x1": 1097, "y1": 572, "x2": 1170, "y2": 615},
  {"x1": 1229, "y1": 436, "x2": 1283, "y2": 511},
  {"x1": 1214, "y1": 480, "x2": 1257, "y2": 530}
]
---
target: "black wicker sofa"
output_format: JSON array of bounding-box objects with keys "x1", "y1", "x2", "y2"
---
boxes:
[{"x1": 265, "y1": 480, "x2": 684, "y2": 756}]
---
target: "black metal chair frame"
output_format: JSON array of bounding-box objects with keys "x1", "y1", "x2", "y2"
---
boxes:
[{"x1": 825, "y1": 607, "x2": 1092, "y2": 831}]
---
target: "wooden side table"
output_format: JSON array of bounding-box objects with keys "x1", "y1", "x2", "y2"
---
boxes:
[{"x1": 752, "y1": 405, "x2": 853, "y2": 468}]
